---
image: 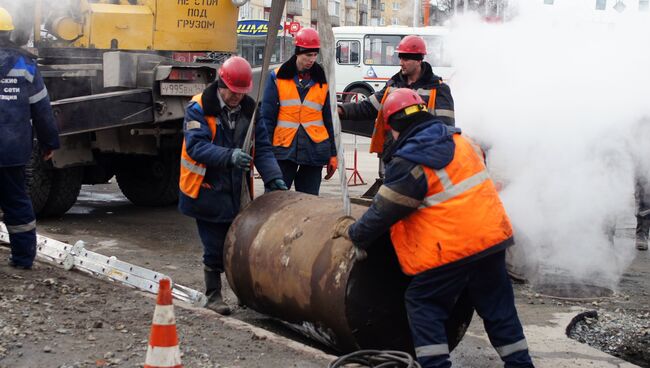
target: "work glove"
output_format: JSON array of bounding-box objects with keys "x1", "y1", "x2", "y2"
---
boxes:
[
  {"x1": 324, "y1": 156, "x2": 338, "y2": 180},
  {"x1": 332, "y1": 216, "x2": 368, "y2": 261},
  {"x1": 267, "y1": 178, "x2": 288, "y2": 191},
  {"x1": 231, "y1": 148, "x2": 252, "y2": 171},
  {"x1": 332, "y1": 215, "x2": 354, "y2": 240}
]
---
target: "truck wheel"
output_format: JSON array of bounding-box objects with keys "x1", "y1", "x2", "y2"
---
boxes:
[
  {"x1": 26, "y1": 146, "x2": 53, "y2": 215},
  {"x1": 116, "y1": 151, "x2": 179, "y2": 206},
  {"x1": 346, "y1": 87, "x2": 372, "y2": 102},
  {"x1": 39, "y1": 167, "x2": 84, "y2": 217}
]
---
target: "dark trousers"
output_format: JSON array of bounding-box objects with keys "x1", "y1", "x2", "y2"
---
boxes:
[
  {"x1": 196, "y1": 219, "x2": 231, "y2": 272},
  {"x1": 277, "y1": 160, "x2": 322, "y2": 196},
  {"x1": 405, "y1": 251, "x2": 534, "y2": 368},
  {"x1": 635, "y1": 178, "x2": 650, "y2": 240},
  {"x1": 0, "y1": 166, "x2": 37, "y2": 267}
]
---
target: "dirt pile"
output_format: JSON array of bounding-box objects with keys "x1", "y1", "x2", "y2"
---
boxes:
[{"x1": 0, "y1": 250, "x2": 329, "y2": 368}]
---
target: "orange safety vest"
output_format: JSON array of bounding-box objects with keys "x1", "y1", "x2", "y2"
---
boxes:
[
  {"x1": 369, "y1": 85, "x2": 454, "y2": 154},
  {"x1": 389, "y1": 133, "x2": 513, "y2": 275},
  {"x1": 272, "y1": 68, "x2": 330, "y2": 147},
  {"x1": 179, "y1": 94, "x2": 218, "y2": 199}
]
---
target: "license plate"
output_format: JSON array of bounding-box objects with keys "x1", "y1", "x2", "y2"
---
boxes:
[{"x1": 160, "y1": 82, "x2": 206, "y2": 96}]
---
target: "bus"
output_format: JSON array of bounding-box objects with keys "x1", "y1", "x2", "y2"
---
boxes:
[{"x1": 334, "y1": 26, "x2": 453, "y2": 102}]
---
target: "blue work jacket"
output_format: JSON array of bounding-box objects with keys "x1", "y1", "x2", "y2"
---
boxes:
[
  {"x1": 0, "y1": 44, "x2": 59, "y2": 167},
  {"x1": 178, "y1": 82, "x2": 283, "y2": 223}
]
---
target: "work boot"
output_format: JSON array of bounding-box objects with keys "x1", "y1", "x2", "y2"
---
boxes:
[
  {"x1": 636, "y1": 237, "x2": 648, "y2": 251},
  {"x1": 8, "y1": 258, "x2": 33, "y2": 270},
  {"x1": 204, "y1": 267, "x2": 231, "y2": 315}
]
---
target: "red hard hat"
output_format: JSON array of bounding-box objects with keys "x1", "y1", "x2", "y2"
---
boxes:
[
  {"x1": 218, "y1": 56, "x2": 253, "y2": 94},
  {"x1": 295, "y1": 27, "x2": 320, "y2": 49},
  {"x1": 395, "y1": 35, "x2": 427, "y2": 55},
  {"x1": 382, "y1": 88, "x2": 425, "y2": 124}
]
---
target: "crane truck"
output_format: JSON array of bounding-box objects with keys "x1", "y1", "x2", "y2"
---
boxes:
[{"x1": 1, "y1": 0, "x2": 248, "y2": 216}]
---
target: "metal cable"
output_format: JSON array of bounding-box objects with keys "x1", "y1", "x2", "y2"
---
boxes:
[{"x1": 328, "y1": 350, "x2": 421, "y2": 368}]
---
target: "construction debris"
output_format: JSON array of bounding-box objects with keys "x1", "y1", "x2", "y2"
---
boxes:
[{"x1": 568, "y1": 309, "x2": 650, "y2": 367}]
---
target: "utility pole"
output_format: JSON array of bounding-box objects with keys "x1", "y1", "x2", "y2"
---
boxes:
[{"x1": 412, "y1": 0, "x2": 420, "y2": 26}]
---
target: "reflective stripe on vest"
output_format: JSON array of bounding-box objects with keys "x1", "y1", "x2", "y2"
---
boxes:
[
  {"x1": 389, "y1": 134, "x2": 513, "y2": 275},
  {"x1": 417, "y1": 88, "x2": 455, "y2": 118},
  {"x1": 179, "y1": 94, "x2": 218, "y2": 199},
  {"x1": 368, "y1": 86, "x2": 392, "y2": 154},
  {"x1": 272, "y1": 68, "x2": 329, "y2": 147}
]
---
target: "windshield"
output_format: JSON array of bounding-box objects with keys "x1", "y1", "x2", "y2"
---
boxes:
[{"x1": 363, "y1": 34, "x2": 451, "y2": 67}]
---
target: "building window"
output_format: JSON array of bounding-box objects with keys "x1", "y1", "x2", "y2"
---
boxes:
[
  {"x1": 380, "y1": 17, "x2": 385, "y2": 25},
  {"x1": 392, "y1": 16, "x2": 398, "y2": 24},
  {"x1": 595, "y1": 0, "x2": 606, "y2": 10},
  {"x1": 392, "y1": 1, "x2": 399, "y2": 9},
  {"x1": 380, "y1": 2, "x2": 385, "y2": 10},
  {"x1": 640, "y1": 0, "x2": 649, "y2": 10}
]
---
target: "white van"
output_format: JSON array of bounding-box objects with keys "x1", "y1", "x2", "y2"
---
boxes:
[{"x1": 333, "y1": 26, "x2": 452, "y2": 102}]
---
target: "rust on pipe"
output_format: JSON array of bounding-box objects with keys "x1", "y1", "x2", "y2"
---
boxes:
[{"x1": 224, "y1": 191, "x2": 474, "y2": 353}]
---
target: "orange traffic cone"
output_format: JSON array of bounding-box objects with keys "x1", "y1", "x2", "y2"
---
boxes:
[{"x1": 144, "y1": 278, "x2": 183, "y2": 368}]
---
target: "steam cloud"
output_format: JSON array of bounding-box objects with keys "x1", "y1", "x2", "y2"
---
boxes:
[{"x1": 446, "y1": 1, "x2": 650, "y2": 288}]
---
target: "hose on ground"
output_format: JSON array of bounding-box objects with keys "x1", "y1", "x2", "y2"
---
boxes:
[{"x1": 328, "y1": 350, "x2": 421, "y2": 368}]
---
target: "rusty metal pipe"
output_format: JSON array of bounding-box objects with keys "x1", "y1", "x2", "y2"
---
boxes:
[{"x1": 224, "y1": 191, "x2": 474, "y2": 353}]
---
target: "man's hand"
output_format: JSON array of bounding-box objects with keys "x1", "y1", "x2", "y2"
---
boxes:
[
  {"x1": 332, "y1": 215, "x2": 355, "y2": 240},
  {"x1": 332, "y1": 216, "x2": 368, "y2": 262},
  {"x1": 324, "y1": 156, "x2": 338, "y2": 180},
  {"x1": 42, "y1": 149, "x2": 54, "y2": 161},
  {"x1": 267, "y1": 178, "x2": 288, "y2": 191},
  {"x1": 231, "y1": 148, "x2": 253, "y2": 170}
]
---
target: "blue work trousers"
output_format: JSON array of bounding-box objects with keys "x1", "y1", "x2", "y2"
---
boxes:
[
  {"x1": 405, "y1": 251, "x2": 534, "y2": 368},
  {"x1": 277, "y1": 160, "x2": 323, "y2": 196},
  {"x1": 0, "y1": 166, "x2": 37, "y2": 268},
  {"x1": 196, "y1": 219, "x2": 231, "y2": 272}
]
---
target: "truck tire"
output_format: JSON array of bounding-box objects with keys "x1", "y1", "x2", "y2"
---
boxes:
[
  {"x1": 26, "y1": 146, "x2": 53, "y2": 215},
  {"x1": 39, "y1": 167, "x2": 83, "y2": 217},
  {"x1": 116, "y1": 150, "x2": 179, "y2": 207}
]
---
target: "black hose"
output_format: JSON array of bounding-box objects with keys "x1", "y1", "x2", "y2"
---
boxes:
[{"x1": 328, "y1": 350, "x2": 422, "y2": 368}]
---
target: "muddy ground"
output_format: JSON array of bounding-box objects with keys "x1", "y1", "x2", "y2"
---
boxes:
[
  {"x1": 1, "y1": 178, "x2": 650, "y2": 367},
  {"x1": 0, "y1": 255, "x2": 331, "y2": 368}
]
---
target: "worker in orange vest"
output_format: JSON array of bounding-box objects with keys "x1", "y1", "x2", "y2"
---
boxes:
[
  {"x1": 334, "y1": 89, "x2": 534, "y2": 368},
  {"x1": 338, "y1": 35, "x2": 455, "y2": 155},
  {"x1": 259, "y1": 27, "x2": 338, "y2": 195},
  {"x1": 178, "y1": 56, "x2": 287, "y2": 315}
]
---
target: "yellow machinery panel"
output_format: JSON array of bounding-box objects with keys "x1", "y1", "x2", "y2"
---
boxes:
[
  {"x1": 75, "y1": 4, "x2": 153, "y2": 50},
  {"x1": 153, "y1": 0, "x2": 238, "y2": 52}
]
